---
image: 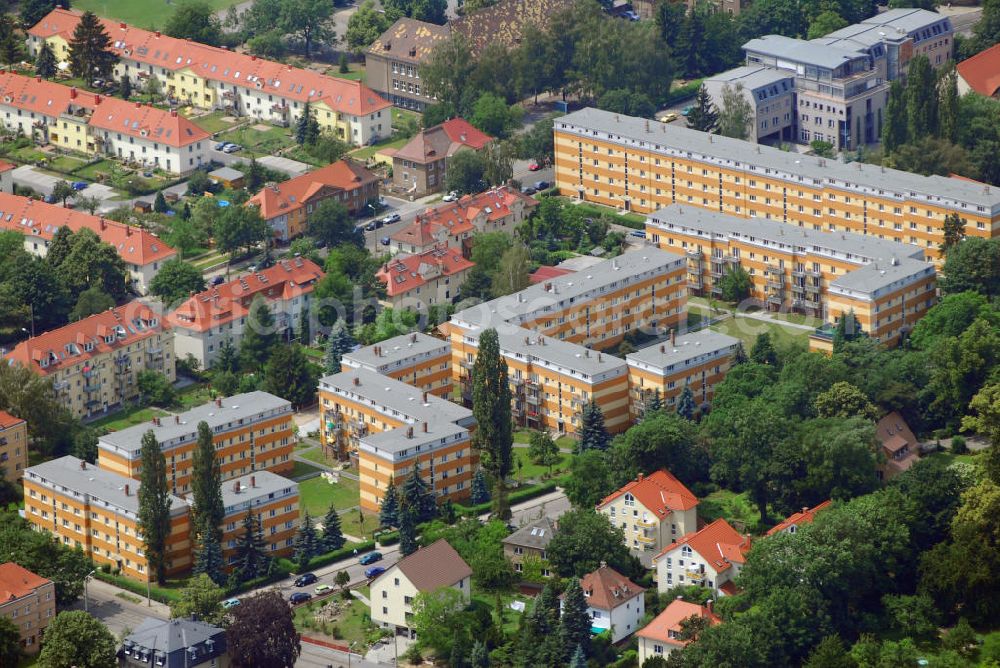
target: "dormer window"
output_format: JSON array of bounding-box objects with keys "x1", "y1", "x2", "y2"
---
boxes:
[{"x1": 624, "y1": 493, "x2": 635, "y2": 507}]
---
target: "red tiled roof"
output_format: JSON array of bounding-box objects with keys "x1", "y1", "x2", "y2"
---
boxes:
[
  {"x1": 719, "y1": 581, "x2": 739, "y2": 596},
  {"x1": 0, "y1": 562, "x2": 51, "y2": 601},
  {"x1": 391, "y1": 186, "x2": 535, "y2": 247},
  {"x1": 957, "y1": 42, "x2": 1000, "y2": 97},
  {"x1": 0, "y1": 71, "x2": 207, "y2": 147},
  {"x1": 0, "y1": 411, "x2": 25, "y2": 429},
  {"x1": 393, "y1": 118, "x2": 492, "y2": 164},
  {"x1": 5, "y1": 304, "x2": 168, "y2": 376},
  {"x1": 168, "y1": 257, "x2": 324, "y2": 332},
  {"x1": 597, "y1": 470, "x2": 699, "y2": 516},
  {"x1": 765, "y1": 500, "x2": 832, "y2": 536},
  {"x1": 573, "y1": 565, "x2": 644, "y2": 611},
  {"x1": 30, "y1": 9, "x2": 391, "y2": 116},
  {"x1": 653, "y1": 519, "x2": 751, "y2": 574},
  {"x1": 247, "y1": 160, "x2": 378, "y2": 221},
  {"x1": 0, "y1": 192, "x2": 176, "y2": 267},
  {"x1": 0, "y1": 159, "x2": 14, "y2": 172},
  {"x1": 530, "y1": 266, "x2": 575, "y2": 284},
  {"x1": 376, "y1": 244, "x2": 473, "y2": 297},
  {"x1": 636, "y1": 600, "x2": 720, "y2": 646}
]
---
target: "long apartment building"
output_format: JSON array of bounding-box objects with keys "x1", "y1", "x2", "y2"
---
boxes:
[
  {"x1": 5, "y1": 305, "x2": 173, "y2": 419},
  {"x1": 0, "y1": 71, "x2": 211, "y2": 174},
  {"x1": 0, "y1": 192, "x2": 176, "y2": 293},
  {"x1": 645, "y1": 204, "x2": 937, "y2": 345},
  {"x1": 625, "y1": 329, "x2": 741, "y2": 420},
  {"x1": 168, "y1": 257, "x2": 324, "y2": 369},
  {"x1": 24, "y1": 456, "x2": 191, "y2": 581},
  {"x1": 96, "y1": 392, "x2": 296, "y2": 495},
  {"x1": 553, "y1": 107, "x2": 1000, "y2": 262},
  {"x1": 220, "y1": 471, "x2": 299, "y2": 564},
  {"x1": 28, "y1": 9, "x2": 392, "y2": 146},
  {"x1": 340, "y1": 332, "x2": 452, "y2": 398},
  {"x1": 318, "y1": 368, "x2": 476, "y2": 511},
  {"x1": 447, "y1": 248, "x2": 687, "y2": 435}
]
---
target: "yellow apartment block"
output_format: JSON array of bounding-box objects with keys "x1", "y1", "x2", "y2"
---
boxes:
[
  {"x1": 0, "y1": 562, "x2": 56, "y2": 653},
  {"x1": 645, "y1": 205, "x2": 937, "y2": 346},
  {"x1": 554, "y1": 108, "x2": 1000, "y2": 264},
  {"x1": 341, "y1": 332, "x2": 452, "y2": 398},
  {"x1": 220, "y1": 472, "x2": 299, "y2": 565},
  {"x1": 97, "y1": 392, "x2": 296, "y2": 495},
  {"x1": 625, "y1": 329, "x2": 741, "y2": 421},
  {"x1": 24, "y1": 457, "x2": 191, "y2": 581},
  {"x1": 318, "y1": 368, "x2": 477, "y2": 511},
  {"x1": 0, "y1": 411, "x2": 27, "y2": 482}
]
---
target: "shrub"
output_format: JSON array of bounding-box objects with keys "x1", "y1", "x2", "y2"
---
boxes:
[{"x1": 951, "y1": 435, "x2": 968, "y2": 455}]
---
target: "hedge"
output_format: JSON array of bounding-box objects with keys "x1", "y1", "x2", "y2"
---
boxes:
[
  {"x1": 454, "y1": 481, "x2": 560, "y2": 517},
  {"x1": 665, "y1": 79, "x2": 703, "y2": 106},
  {"x1": 94, "y1": 571, "x2": 182, "y2": 604}
]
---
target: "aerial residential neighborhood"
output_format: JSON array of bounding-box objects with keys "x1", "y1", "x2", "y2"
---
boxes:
[{"x1": 0, "y1": 0, "x2": 996, "y2": 665}]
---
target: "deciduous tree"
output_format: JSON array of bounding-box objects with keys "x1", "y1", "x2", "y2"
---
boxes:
[
  {"x1": 471, "y1": 328, "x2": 513, "y2": 517},
  {"x1": 170, "y1": 573, "x2": 226, "y2": 626},
  {"x1": 138, "y1": 430, "x2": 172, "y2": 584},
  {"x1": 38, "y1": 611, "x2": 116, "y2": 668},
  {"x1": 717, "y1": 83, "x2": 754, "y2": 140},
  {"x1": 148, "y1": 259, "x2": 206, "y2": 307},
  {"x1": 164, "y1": 0, "x2": 223, "y2": 45},
  {"x1": 227, "y1": 591, "x2": 301, "y2": 668},
  {"x1": 546, "y1": 509, "x2": 640, "y2": 579}
]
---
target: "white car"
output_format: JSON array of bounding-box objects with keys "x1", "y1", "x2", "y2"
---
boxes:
[{"x1": 442, "y1": 191, "x2": 458, "y2": 202}]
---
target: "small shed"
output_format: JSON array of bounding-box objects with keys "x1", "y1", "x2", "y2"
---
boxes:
[{"x1": 208, "y1": 166, "x2": 245, "y2": 189}]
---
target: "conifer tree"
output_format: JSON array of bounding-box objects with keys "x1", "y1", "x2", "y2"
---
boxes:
[
  {"x1": 578, "y1": 400, "x2": 610, "y2": 452},
  {"x1": 401, "y1": 460, "x2": 436, "y2": 523},
  {"x1": 645, "y1": 389, "x2": 663, "y2": 415},
  {"x1": 234, "y1": 509, "x2": 270, "y2": 582},
  {"x1": 192, "y1": 529, "x2": 226, "y2": 585},
  {"x1": 398, "y1": 506, "x2": 417, "y2": 556},
  {"x1": 240, "y1": 297, "x2": 277, "y2": 371},
  {"x1": 324, "y1": 322, "x2": 356, "y2": 374},
  {"x1": 470, "y1": 641, "x2": 489, "y2": 668},
  {"x1": 750, "y1": 332, "x2": 778, "y2": 366},
  {"x1": 379, "y1": 477, "x2": 400, "y2": 528},
  {"x1": 560, "y1": 579, "x2": 591, "y2": 659},
  {"x1": 686, "y1": 85, "x2": 719, "y2": 133},
  {"x1": 471, "y1": 328, "x2": 513, "y2": 518},
  {"x1": 137, "y1": 430, "x2": 172, "y2": 584},
  {"x1": 153, "y1": 191, "x2": 168, "y2": 213},
  {"x1": 733, "y1": 341, "x2": 748, "y2": 365},
  {"x1": 298, "y1": 307, "x2": 311, "y2": 346},
  {"x1": 676, "y1": 385, "x2": 696, "y2": 420},
  {"x1": 35, "y1": 41, "x2": 57, "y2": 79},
  {"x1": 119, "y1": 74, "x2": 132, "y2": 99},
  {"x1": 470, "y1": 469, "x2": 490, "y2": 505},
  {"x1": 293, "y1": 512, "x2": 320, "y2": 567},
  {"x1": 216, "y1": 339, "x2": 239, "y2": 374},
  {"x1": 320, "y1": 505, "x2": 345, "y2": 552},
  {"x1": 569, "y1": 644, "x2": 587, "y2": 668},
  {"x1": 295, "y1": 101, "x2": 320, "y2": 145},
  {"x1": 68, "y1": 11, "x2": 117, "y2": 81}
]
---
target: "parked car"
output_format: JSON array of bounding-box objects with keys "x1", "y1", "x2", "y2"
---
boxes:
[
  {"x1": 71, "y1": 181, "x2": 88, "y2": 191},
  {"x1": 222, "y1": 598, "x2": 241, "y2": 609},
  {"x1": 214, "y1": 142, "x2": 228, "y2": 151},
  {"x1": 533, "y1": 180, "x2": 550, "y2": 191},
  {"x1": 209, "y1": 275, "x2": 225, "y2": 286},
  {"x1": 380, "y1": 236, "x2": 391, "y2": 246},
  {"x1": 682, "y1": 106, "x2": 694, "y2": 117},
  {"x1": 630, "y1": 230, "x2": 646, "y2": 238},
  {"x1": 294, "y1": 573, "x2": 318, "y2": 587},
  {"x1": 659, "y1": 113, "x2": 678, "y2": 123},
  {"x1": 365, "y1": 219, "x2": 383, "y2": 231},
  {"x1": 289, "y1": 592, "x2": 312, "y2": 605},
  {"x1": 223, "y1": 144, "x2": 242, "y2": 153},
  {"x1": 442, "y1": 191, "x2": 459, "y2": 202},
  {"x1": 359, "y1": 551, "x2": 383, "y2": 565},
  {"x1": 623, "y1": 10, "x2": 640, "y2": 20},
  {"x1": 521, "y1": 186, "x2": 537, "y2": 196},
  {"x1": 381, "y1": 213, "x2": 401, "y2": 224},
  {"x1": 364, "y1": 566, "x2": 386, "y2": 579},
  {"x1": 314, "y1": 584, "x2": 334, "y2": 595},
  {"x1": 528, "y1": 160, "x2": 541, "y2": 171}
]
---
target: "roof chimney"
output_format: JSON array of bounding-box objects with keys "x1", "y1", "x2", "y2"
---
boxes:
[
  {"x1": 36, "y1": 75, "x2": 41, "y2": 83},
  {"x1": 153, "y1": 416, "x2": 160, "y2": 426},
  {"x1": 638, "y1": 472, "x2": 644, "y2": 482},
  {"x1": 124, "y1": 484, "x2": 130, "y2": 496},
  {"x1": 155, "y1": 30, "x2": 160, "y2": 37},
  {"x1": 70, "y1": 87, "x2": 77, "y2": 99},
  {"x1": 135, "y1": 101, "x2": 141, "y2": 109},
  {"x1": 660, "y1": 344, "x2": 665, "y2": 353},
  {"x1": 705, "y1": 599, "x2": 713, "y2": 613},
  {"x1": 423, "y1": 422, "x2": 428, "y2": 432},
  {"x1": 95, "y1": 94, "x2": 102, "y2": 104},
  {"x1": 251, "y1": 476, "x2": 256, "y2": 488},
  {"x1": 126, "y1": 225, "x2": 132, "y2": 237},
  {"x1": 353, "y1": 376, "x2": 360, "y2": 386},
  {"x1": 406, "y1": 426, "x2": 414, "y2": 438},
  {"x1": 234, "y1": 481, "x2": 241, "y2": 492},
  {"x1": 99, "y1": 217, "x2": 106, "y2": 230},
  {"x1": 170, "y1": 109, "x2": 177, "y2": 117},
  {"x1": 79, "y1": 460, "x2": 86, "y2": 470},
  {"x1": 670, "y1": 329, "x2": 676, "y2": 347},
  {"x1": 423, "y1": 391, "x2": 428, "y2": 403},
  {"x1": 119, "y1": 22, "x2": 126, "y2": 28},
  {"x1": 174, "y1": 415, "x2": 179, "y2": 424},
  {"x1": 215, "y1": 397, "x2": 222, "y2": 407}
]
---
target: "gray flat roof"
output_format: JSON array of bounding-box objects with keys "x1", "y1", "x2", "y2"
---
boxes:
[
  {"x1": 743, "y1": 34, "x2": 867, "y2": 69},
  {"x1": 556, "y1": 107, "x2": 1000, "y2": 210},
  {"x1": 219, "y1": 471, "x2": 297, "y2": 510},
  {"x1": 647, "y1": 204, "x2": 925, "y2": 263},
  {"x1": 705, "y1": 65, "x2": 795, "y2": 91},
  {"x1": 491, "y1": 326, "x2": 627, "y2": 379},
  {"x1": 319, "y1": 368, "x2": 474, "y2": 426},
  {"x1": 452, "y1": 247, "x2": 684, "y2": 330},
  {"x1": 25, "y1": 456, "x2": 186, "y2": 516},
  {"x1": 208, "y1": 167, "x2": 244, "y2": 180},
  {"x1": 360, "y1": 420, "x2": 467, "y2": 453},
  {"x1": 626, "y1": 330, "x2": 741, "y2": 370},
  {"x1": 98, "y1": 392, "x2": 291, "y2": 454},
  {"x1": 342, "y1": 332, "x2": 449, "y2": 370},
  {"x1": 829, "y1": 256, "x2": 934, "y2": 294},
  {"x1": 858, "y1": 7, "x2": 950, "y2": 34}
]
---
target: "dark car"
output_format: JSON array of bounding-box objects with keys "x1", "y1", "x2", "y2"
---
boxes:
[
  {"x1": 289, "y1": 592, "x2": 312, "y2": 605},
  {"x1": 294, "y1": 572, "x2": 318, "y2": 587},
  {"x1": 520, "y1": 186, "x2": 537, "y2": 196},
  {"x1": 534, "y1": 180, "x2": 550, "y2": 191},
  {"x1": 365, "y1": 219, "x2": 383, "y2": 231},
  {"x1": 359, "y1": 551, "x2": 383, "y2": 565},
  {"x1": 209, "y1": 275, "x2": 225, "y2": 286},
  {"x1": 380, "y1": 236, "x2": 391, "y2": 245},
  {"x1": 364, "y1": 566, "x2": 386, "y2": 579},
  {"x1": 71, "y1": 181, "x2": 88, "y2": 191}
]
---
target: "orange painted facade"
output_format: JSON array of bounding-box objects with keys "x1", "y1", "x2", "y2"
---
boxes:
[
  {"x1": 341, "y1": 333, "x2": 452, "y2": 398},
  {"x1": 219, "y1": 472, "x2": 299, "y2": 564}
]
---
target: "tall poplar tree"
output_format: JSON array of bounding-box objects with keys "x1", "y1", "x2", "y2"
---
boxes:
[
  {"x1": 471, "y1": 328, "x2": 513, "y2": 518},
  {"x1": 882, "y1": 80, "x2": 907, "y2": 152},
  {"x1": 191, "y1": 421, "x2": 223, "y2": 540},
  {"x1": 137, "y1": 430, "x2": 172, "y2": 584}
]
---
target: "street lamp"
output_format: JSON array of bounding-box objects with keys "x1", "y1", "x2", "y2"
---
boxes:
[
  {"x1": 348, "y1": 641, "x2": 357, "y2": 668},
  {"x1": 83, "y1": 569, "x2": 96, "y2": 613}
]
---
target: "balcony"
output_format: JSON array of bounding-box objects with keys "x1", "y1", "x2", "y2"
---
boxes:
[
  {"x1": 526, "y1": 394, "x2": 541, "y2": 405},
  {"x1": 805, "y1": 283, "x2": 820, "y2": 294},
  {"x1": 460, "y1": 359, "x2": 474, "y2": 370},
  {"x1": 685, "y1": 569, "x2": 706, "y2": 581},
  {"x1": 791, "y1": 284, "x2": 805, "y2": 294},
  {"x1": 767, "y1": 295, "x2": 783, "y2": 306},
  {"x1": 767, "y1": 279, "x2": 784, "y2": 289},
  {"x1": 636, "y1": 517, "x2": 657, "y2": 528},
  {"x1": 635, "y1": 533, "x2": 656, "y2": 544},
  {"x1": 53, "y1": 381, "x2": 69, "y2": 391},
  {"x1": 84, "y1": 382, "x2": 102, "y2": 393},
  {"x1": 686, "y1": 249, "x2": 702, "y2": 259}
]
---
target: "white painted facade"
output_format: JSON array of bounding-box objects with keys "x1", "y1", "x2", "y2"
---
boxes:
[{"x1": 370, "y1": 567, "x2": 471, "y2": 636}]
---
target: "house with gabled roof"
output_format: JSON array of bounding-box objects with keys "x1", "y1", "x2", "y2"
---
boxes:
[
  {"x1": 597, "y1": 470, "x2": 699, "y2": 558},
  {"x1": 564, "y1": 564, "x2": 645, "y2": 643},
  {"x1": 502, "y1": 516, "x2": 557, "y2": 580},
  {"x1": 375, "y1": 244, "x2": 474, "y2": 310},
  {"x1": 765, "y1": 500, "x2": 832, "y2": 536},
  {"x1": 120, "y1": 616, "x2": 229, "y2": 667},
  {"x1": 391, "y1": 118, "x2": 492, "y2": 197},
  {"x1": 875, "y1": 411, "x2": 920, "y2": 479},
  {"x1": 636, "y1": 599, "x2": 720, "y2": 664},
  {"x1": 371, "y1": 539, "x2": 472, "y2": 637},
  {"x1": 652, "y1": 519, "x2": 751, "y2": 596}
]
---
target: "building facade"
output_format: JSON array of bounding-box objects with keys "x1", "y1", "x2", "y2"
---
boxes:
[
  {"x1": 703, "y1": 67, "x2": 796, "y2": 144},
  {"x1": 567, "y1": 565, "x2": 645, "y2": 644},
  {"x1": 0, "y1": 562, "x2": 55, "y2": 653},
  {"x1": 97, "y1": 392, "x2": 296, "y2": 495},
  {"x1": 390, "y1": 119, "x2": 492, "y2": 196},
  {"x1": 340, "y1": 332, "x2": 452, "y2": 398},
  {"x1": 169, "y1": 257, "x2": 324, "y2": 369},
  {"x1": 636, "y1": 600, "x2": 720, "y2": 664},
  {"x1": 24, "y1": 456, "x2": 191, "y2": 581},
  {"x1": 0, "y1": 192, "x2": 176, "y2": 293},
  {"x1": 502, "y1": 516, "x2": 557, "y2": 579},
  {"x1": 5, "y1": 305, "x2": 174, "y2": 419},
  {"x1": 596, "y1": 471, "x2": 699, "y2": 555},
  {"x1": 365, "y1": 18, "x2": 450, "y2": 111},
  {"x1": 652, "y1": 519, "x2": 750, "y2": 596},
  {"x1": 553, "y1": 108, "x2": 1000, "y2": 263},
  {"x1": 645, "y1": 204, "x2": 937, "y2": 345},
  {"x1": 625, "y1": 329, "x2": 741, "y2": 419},
  {"x1": 0, "y1": 411, "x2": 27, "y2": 483},
  {"x1": 375, "y1": 244, "x2": 474, "y2": 310},
  {"x1": 27, "y1": 9, "x2": 392, "y2": 146},
  {"x1": 219, "y1": 472, "x2": 299, "y2": 564},
  {"x1": 247, "y1": 159, "x2": 380, "y2": 242}
]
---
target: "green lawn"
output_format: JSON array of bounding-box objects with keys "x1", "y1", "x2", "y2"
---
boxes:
[
  {"x1": 298, "y1": 474, "x2": 361, "y2": 517},
  {"x1": 326, "y1": 64, "x2": 367, "y2": 82},
  {"x1": 72, "y1": 159, "x2": 118, "y2": 183},
  {"x1": 48, "y1": 154, "x2": 91, "y2": 174},
  {"x1": 294, "y1": 597, "x2": 373, "y2": 647},
  {"x1": 300, "y1": 447, "x2": 336, "y2": 467},
  {"x1": 699, "y1": 489, "x2": 761, "y2": 532},
  {"x1": 7, "y1": 146, "x2": 47, "y2": 164},
  {"x1": 555, "y1": 198, "x2": 647, "y2": 228},
  {"x1": 341, "y1": 509, "x2": 381, "y2": 540},
  {"x1": 709, "y1": 315, "x2": 809, "y2": 351},
  {"x1": 193, "y1": 111, "x2": 237, "y2": 135},
  {"x1": 217, "y1": 124, "x2": 295, "y2": 158},
  {"x1": 74, "y1": 0, "x2": 243, "y2": 28},
  {"x1": 348, "y1": 136, "x2": 409, "y2": 162},
  {"x1": 90, "y1": 407, "x2": 170, "y2": 433},
  {"x1": 288, "y1": 460, "x2": 326, "y2": 480},
  {"x1": 175, "y1": 384, "x2": 215, "y2": 410},
  {"x1": 512, "y1": 448, "x2": 571, "y2": 482}
]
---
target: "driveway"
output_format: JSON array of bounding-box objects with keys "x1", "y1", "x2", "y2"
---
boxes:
[{"x1": 13, "y1": 164, "x2": 122, "y2": 208}]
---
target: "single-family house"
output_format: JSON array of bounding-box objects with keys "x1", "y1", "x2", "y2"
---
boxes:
[
  {"x1": 502, "y1": 516, "x2": 557, "y2": 580},
  {"x1": 652, "y1": 519, "x2": 751, "y2": 596},
  {"x1": 875, "y1": 411, "x2": 919, "y2": 479},
  {"x1": 765, "y1": 500, "x2": 832, "y2": 536},
  {"x1": 564, "y1": 564, "x2": 645, "y2": 644},
  {"x1": 636, "y1": 599, "x2": 720, "y2": 664}
]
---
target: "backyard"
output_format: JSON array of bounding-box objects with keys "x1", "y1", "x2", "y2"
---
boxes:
[
  {"x1": 74, "y1": 0, "x2": 243, "y2": 27},
  {"x1": 709, "y1": 313, "x2": 811, "y2": 351},
  {"x1": 298, "y1": 474, "x2": 361, "y2": 518},
  {"x1": 698, "y1": 489, "x2": 761, "y2": 533},
  {"x1": 217, "y1": 124, "x2": 296, "y2": 159},
  {"x1": 293, "y1": 596, "x2": 377, "y2": 647}
]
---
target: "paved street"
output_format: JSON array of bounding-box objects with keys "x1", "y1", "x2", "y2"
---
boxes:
[{"x1": 68, "y1": 577, "x2": 170, "y2": 637}]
